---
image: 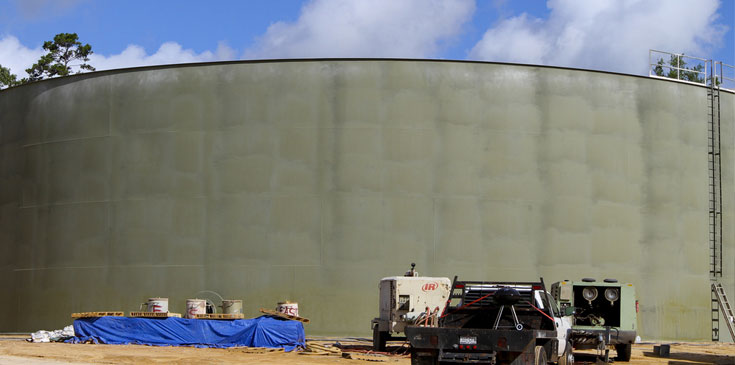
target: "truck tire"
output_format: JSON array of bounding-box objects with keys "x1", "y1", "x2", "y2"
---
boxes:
[
  {"x1": 534, "y1": 345, "x2": 548, "y2": 365},
  {"x1": 615, "y1": 344, "x2": 632, "y2": 362},
  {"x1": 373, "y1": 327, "x2": 387, "y2": 352},
  {"x1": 410, "y1": 350, "x2": 438, "y2": 365},
  {"x1": 559, "y1": 341, "x2": 574, "y2": 365}
]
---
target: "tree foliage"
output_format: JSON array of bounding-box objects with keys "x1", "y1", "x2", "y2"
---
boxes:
[
  {"x1": 25, "y1": 33, "x2": 95, "y2": 82},
  {"x1": 0, "y1": 64, "x2": 19, "y2": 88},
  {"x1": 653, "y1": 55, "x2": 705, "y2": 84}
]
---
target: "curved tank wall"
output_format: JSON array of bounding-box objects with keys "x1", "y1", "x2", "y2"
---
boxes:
[{"x1": 0, "y1": 60, "x2": 733, "y2": 340}]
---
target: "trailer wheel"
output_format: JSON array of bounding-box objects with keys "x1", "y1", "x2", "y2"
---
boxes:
[
  {"x1": 410, "y1": 350, "x2": 438, "y2": 365},
  {"x1": 559, "y1": 341, "x2": 574, "y2": 365},
  {"x1": 534, "y1": 345, "x2": 548, "y2": 365},
  {"x1": 372, "y1": 327, "x2": 387, "y2": 351},
  {"x1": 615, "y1": 344, "x2": 632, "y2": 362}
]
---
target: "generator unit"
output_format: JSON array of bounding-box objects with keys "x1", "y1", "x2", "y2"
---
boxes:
[
  {"x1": 371, "y1": 264, "x2": 451, "y2": 351},
  {"x1": 551, "y1": 278, "x2": 638, "y2": 362}
]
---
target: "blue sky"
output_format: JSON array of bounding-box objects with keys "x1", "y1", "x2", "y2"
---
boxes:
[{"x1": 0, "y1": 0, "x2": 733, "y2": 79}]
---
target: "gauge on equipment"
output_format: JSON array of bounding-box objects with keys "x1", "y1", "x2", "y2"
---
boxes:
[
  {"x1": 604, "y1": 288, "x2": 619, "y2": 305},
  {"x1": 582, "y1": 287, "x2": 598, "y2": 305}
]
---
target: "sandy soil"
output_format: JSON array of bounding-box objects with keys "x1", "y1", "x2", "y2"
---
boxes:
[
  {"x1": 1, "y1": 336, "x2": 734, "y2": 364},
  {"x1": 0, "y1": 337, "x2": 408, "y2": 365}
]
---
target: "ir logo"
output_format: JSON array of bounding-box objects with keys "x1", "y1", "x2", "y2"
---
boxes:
[{"x1": 422, "y1": 282, "x2": 439, "y2": 292}]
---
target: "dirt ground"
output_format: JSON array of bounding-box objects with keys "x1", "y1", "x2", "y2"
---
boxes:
[{"x1": 1, "y1": 336, "x2": 734, "y2": 364}]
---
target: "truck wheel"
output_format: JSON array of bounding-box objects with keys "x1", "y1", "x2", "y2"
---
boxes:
[
  {"x1": 534, "y1": 345, "x2": 548, "y2": 365},
  {"x1": 410, "y1": 350, "x2": 438, "y2": 365},
  {"x1": 559, "y1": 341, "x2": 574, "y2": 365},
  {"x1": 615, "y1": 344, "x2": 632, "y2": 362},
  {"x1": 372, "y1": 327, "x2": 387, "y2": 352}
]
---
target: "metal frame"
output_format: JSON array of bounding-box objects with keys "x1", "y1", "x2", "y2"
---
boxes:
[
  {"x1": 649, "y1": 50, "x2": 734, "y2": 94},
  {"x1": 649, "y1": 49, "x2": 708, "y2": 85},
  {"x1": 714, "y1": 61, "x2": 735, "y2": 92}
]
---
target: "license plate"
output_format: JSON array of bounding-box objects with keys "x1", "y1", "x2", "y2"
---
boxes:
[{"x1": 459, "y1": 336, "x2": 477, "y2": 345}]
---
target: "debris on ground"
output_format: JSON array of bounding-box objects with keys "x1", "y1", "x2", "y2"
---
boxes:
[
  {"x1": 342, "y1": 352, "x2": 390, "y2": 362},
  {"x1": 226, "y1": 346, "x2": 285, "y2": 354},
  {"x1": 300, "y1": 342, "x2": 342, "y2": 355},
  {"x1": 652, "y1": 344, "x2": 671, "y2": 357},
  {"x1": 27, "y1": 325, "x2": 74, "y2": 343}
]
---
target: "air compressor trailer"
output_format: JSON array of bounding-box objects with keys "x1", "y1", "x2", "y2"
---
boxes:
[{"x1": 371, "y1": 264, "x2": 451, "y2": 351}]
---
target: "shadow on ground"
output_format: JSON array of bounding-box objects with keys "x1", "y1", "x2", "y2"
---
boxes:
[{"x1": 643, "y1": 351, "x2": 735, "y2": 364}]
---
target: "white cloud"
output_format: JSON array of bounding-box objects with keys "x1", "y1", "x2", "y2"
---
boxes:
[
  {"x1": 89, "y1": 41, "x2": 235, "y2": 71},
  {"x1": 244, "y1": 0, "x2": 475, "y2": 59},
  {"x1": 0, "y1": 35, "x2": 44, "y2": 79},
  {"x1": 469, "y1": 0, "x2": 728, "y2": 75},
  {"x1": 0, "y1": 35, "x2": 235, "y2": 79}
]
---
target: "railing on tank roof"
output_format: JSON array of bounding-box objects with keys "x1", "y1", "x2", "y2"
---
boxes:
[
  {"x1": 714, "y1": 61, "x2": 735, "y2": 92},
  {"x1": 649, "y1": 49, "x2": 734, "y2": 92},
  {"x1": 649, "y1": 49, "x2": 708, "y2": 86}
]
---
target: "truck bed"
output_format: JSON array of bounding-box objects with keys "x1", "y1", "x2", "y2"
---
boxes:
[{"x1": 407, "y1": 325, "x2": 557, "y2": 363}]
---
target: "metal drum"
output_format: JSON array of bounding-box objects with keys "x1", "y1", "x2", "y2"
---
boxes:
[
  {"x1": 140, "y1": 297, "x2": 168, "y2": 313},
  {"x1": 221, "y1": 300, "x2": 243, "y2": 314},
  {"x1": 276, "y1": 301, "x2": 299, "y2": 317},
  {"x1": 186, "y1": 299, "x2": 207, "y2": 318}
]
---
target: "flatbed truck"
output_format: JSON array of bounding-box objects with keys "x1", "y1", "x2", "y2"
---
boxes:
[{"x1": 406, "y1": 278, "x2": 574, "y2": 365}]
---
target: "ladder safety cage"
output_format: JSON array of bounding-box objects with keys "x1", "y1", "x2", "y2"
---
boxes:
[{"x1": 707, "y1": 59, "x2": 723, "y2": 280}]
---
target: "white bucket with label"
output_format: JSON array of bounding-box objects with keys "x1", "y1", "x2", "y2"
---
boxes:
[
  {"x1": 140, "y1": 298, "x2": 168, "y2": 313},
  {"x1": 186, "y1": 299, "x2": 207, "y2": 319},
  {"x1": 221, "y1": 300, "x2": 242, "y2": 314},
  {"x1": 276, "y1": 301, "x2": 298, "y2": 317}
]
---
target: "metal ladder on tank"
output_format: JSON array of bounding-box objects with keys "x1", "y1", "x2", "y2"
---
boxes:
[
  {"x1": 708, "y1": 65, "x2": 723, "y2": 279},
  {"x1": 712, "y1": 283, "x2": 735, "y2": 341},
  {"x1": 708, "y1": 60, "x2": 724, "y2": 341}
]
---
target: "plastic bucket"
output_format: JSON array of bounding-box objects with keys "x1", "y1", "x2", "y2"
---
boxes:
[
  {"x1": 186, "y1": 299, "x2": 207, "y2": 318},
  {"x1": 221, "y1": 300, "x2": 242, "y2": 314},
  {"x1": 276, "y1": 301, "x2": 298, "y2": 317},
  {"x1": 140, "y1": 298, "x2": 168, "y2": 313}
]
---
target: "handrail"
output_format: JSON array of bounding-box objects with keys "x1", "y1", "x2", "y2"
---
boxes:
[
  {"x1": 649, "y1": 49, "x2": 735, "y2": 93},
  {"x1": 649, "y1": 49, "x2": 708, "y2": 85},
  {"x1": 714, "y1": 61, "x2": 735, "y2": 92}
]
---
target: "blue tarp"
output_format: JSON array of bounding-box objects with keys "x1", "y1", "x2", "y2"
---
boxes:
[{"x1": 68, "y1": 316, "x2": 305, "y2": 351}]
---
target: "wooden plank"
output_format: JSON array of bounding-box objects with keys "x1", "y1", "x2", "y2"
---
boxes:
[
  {"x1": 298, "y1": 350, "x2": 330, "y2": 356},
  {"x1": 342, "y1": 353, "x2": 389, "y2": 362},
  {"x1": 227, "y1": 347, "x2": 284, "y2": 353},
  {"x1": 71, "y1": 311, "x2": 124, "y2": 318},
  {"x1": 128, "y1": 312, "x2": 181, "y2": 318},
  {"x1": 258, "y1": 308, "x2": 310, "y2": 323},
  {"x1": 307, "y1": 343, "x2": 341, "y2": 354},
  {"x1": 193, "y1": 313, "x2": 245, "y2": 320}
]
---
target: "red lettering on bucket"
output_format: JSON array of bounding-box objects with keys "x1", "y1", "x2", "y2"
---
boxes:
[
  {"x1": 152, "y1": 305, "x2": 163, "y2": 313},
  {"x1": 422, "y1": 283, "x2": 438, "y2": 292},
  {"x1": 277, "y1": 304, "x2": 298, "y2": 317}
]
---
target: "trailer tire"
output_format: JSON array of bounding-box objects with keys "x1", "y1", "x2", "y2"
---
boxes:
[
  {"x1": 615, "y1": 344, "x2": 632, "y2": 362},
  {"x1": 559, "y1": 341, "x2": 574, "y2": 365},
  {"x1": 534, "y1": 345, "x2": 548, "y2": 365},
  {"x1": 373, "y1": 327, "x2": 387, "y2": 351},
  {"x1": 410, "y1": 350, "x2": 438, "y2": 365}
]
